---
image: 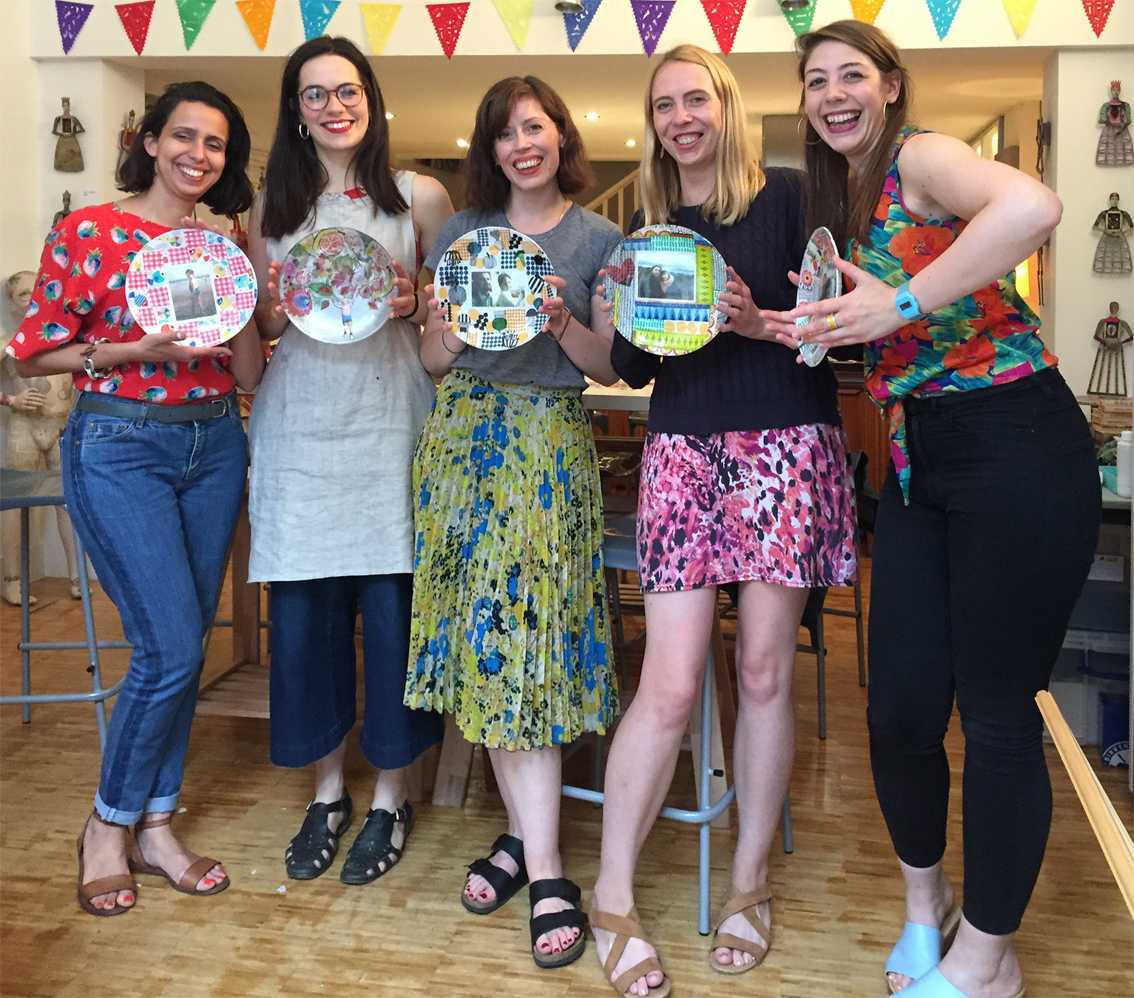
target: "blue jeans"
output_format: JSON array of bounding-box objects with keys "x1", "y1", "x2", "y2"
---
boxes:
[{"x1": 61, "y1": 395, "x2": 248, "y2": 824}]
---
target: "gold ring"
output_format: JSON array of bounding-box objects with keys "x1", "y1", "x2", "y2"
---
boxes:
[{"x1": 826, "y1": 313, "x2": 838, "y2": 331}]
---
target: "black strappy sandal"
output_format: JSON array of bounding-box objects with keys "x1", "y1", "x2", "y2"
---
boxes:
[
  {"x1": 460, "y1": 832, "x2": 528, "y2": 914},
  {"x1": 340, "y1": 803, "x2": 413, "y2": 885},
  {"x1": 284, "y1": 793, "x2": 353, "y2": 880},
  {"x1": 529, "y1": 878, "x2": 588, "y2": 968}
]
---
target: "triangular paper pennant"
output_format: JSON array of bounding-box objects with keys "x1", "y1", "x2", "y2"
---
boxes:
[
  {"x1": 701, "y1": 1, "x2": 744, "y2": 56},
  {"x1": 115, "y1": 0, "x2": 154, "y2": 55},
  {"x1": 926, "y1": 0, "x2": 962, "y2": 39},
  {"x1": 55, "y1": 1, "x2": 93, "y2": 54},
  {"x1": 630, "y1": 0, "x2": 674, "y2": 58},
  {"x1": 493, "y1": 0, "x2": 534, "y2": 51},
  {"x1": 300, "y1": 0, "x2": 339, "y2": 41},
  {"x1": 426, "y1": 3, "x2": 469, "y2": 59},
  {"x1": 360, "y1": 3, "x2": 401, "y2": 53},
  {"x1": 562, "y1": 0, "x2": 600, "y2": 52},
  {"x1": 1001, "y1": 0, "x2": 1037, "y2": 37},
  {"x1": 175, "y1": 0, "x2": 214, "y2": 50},
  {"x1": 848, "y1": 0, "x2": 885, "y2": 25},
  {"x1": 1082, "y1": 0, "x2": 1116, "y2": 37},
  {"x1": 236, "y1": 0, "x2": 274, "y2": 49},
  {"x1": 781, "y1": 0, "x2": 816, "y2": 36}
]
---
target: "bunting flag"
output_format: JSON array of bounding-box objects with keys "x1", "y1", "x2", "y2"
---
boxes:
[
  {"x1": 701, "y1": 1, "x2": 744, "y2": 56},
  {"x1": 1001, "y1": 0, "x2": 1036, "y2": 37},
  {"x1": 236, "y1": 0, "x2": 275, "y2": 49},
  {"x1": 426, "y1": 3, "x2": 469, "y2": 59},
  {"x1": 630, "y1": 0, "x2": 674, "y2": 58},
  {"x1": 360, "y1": 3, "x2": 401, "y2": 53},
  {"x1": 1082, "y1": 0, "x2": 1115, "y2": 37},
  {"x1": 175, "y1": 0, "x2": 214, "y2": 50},
  {"x1": 493, "y1": 0, "x2": 534, "y2": 51},
  {"x1": 925, "y1": 0, "x2": 961, "y2": 39},
  {"x1": 780, "y1": 0, "x2": 816, "y2": 36},
  {"x1": 848, "y1": 0, "x2": 885, "y2": 25},
  {"x1": 562, "y1": 0, "x2": 600, "y2": 52},
  {"x1": 299, "y1": 0, "x2": 339, "y2": 40},
  {"x1": 115, "y1": 1, "x2": 154, "y2": 54},
  {"x1": 55, "y1": 1, "x2": 93, "y2": 54}
]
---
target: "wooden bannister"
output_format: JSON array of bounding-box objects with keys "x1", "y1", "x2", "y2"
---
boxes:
[{"x1": 586, "y1": 169, "x2": 640, "y2": 234}]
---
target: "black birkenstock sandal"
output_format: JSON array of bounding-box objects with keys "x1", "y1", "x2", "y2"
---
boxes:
[
  {"x1": 461, "y1": 832, "x2": 528, "y2": 914},
  {"x1": 529, "y1": 878, "x2": 588, "y2": 968}
]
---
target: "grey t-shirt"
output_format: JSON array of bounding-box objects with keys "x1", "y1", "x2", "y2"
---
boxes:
[{"x1": 424, "y1": 204, "x2": 623, "y2": 388}]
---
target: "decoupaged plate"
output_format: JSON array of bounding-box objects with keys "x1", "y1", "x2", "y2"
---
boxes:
[
  {"x1": 279, "y1": 227, "x2": 396, "y2": 344},
  {"x1": 434, "y1": 227, "x2": 556, "y2": 350},
  {"x1": 795, "y1": 226, "x2": 842, "y2": 368},
  {"x1": 602, "y1": 225, "x2": 726, "y2": 356},
  {"x1": 125, "y1": 229, "x2": 256, "y2": 347}
]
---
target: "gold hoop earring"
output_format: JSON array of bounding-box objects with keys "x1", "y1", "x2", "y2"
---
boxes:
[{"x1": 298, "y1": 123, "x2": 310, "y2": 140}]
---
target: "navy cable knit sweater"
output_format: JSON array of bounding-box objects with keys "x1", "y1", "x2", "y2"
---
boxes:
[{"x1": 610, "y1": 167, "x2": 842, "y2": 435}]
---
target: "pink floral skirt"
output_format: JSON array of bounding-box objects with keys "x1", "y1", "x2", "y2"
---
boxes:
[{"x1": 636, "y1": 425, "x2": 857, "y2": 592}]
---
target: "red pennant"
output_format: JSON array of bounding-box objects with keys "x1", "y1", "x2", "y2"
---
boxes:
[
  {"x1": 1082, "y1": 0, "x2": 1115, "y2": 37},
  {"x1": 701, "y1": 0, "x2": 744, "y2": 56},
  {"x1": 115, "y1": 1, "x2": 154, "y2": 54},
  {"x1": 426, "y1": 2, "x2": 469, "y2": 58}
]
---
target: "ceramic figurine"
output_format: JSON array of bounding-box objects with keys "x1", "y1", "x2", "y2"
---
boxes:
[
  {"x1": 1088, "y1": 302, "x2": 1133, "y2": 396},
  {"x1": 1097, "y1": 81, "x2": 1134, "y2": 167},
  {"x1": 1093, "y1": 193, "x2": 1133, "y2": 275},
  {"x1": 51, "y1": 97, "x2": 85, "y2": 173},
  {"x1": 52, "y1": 190, "x2": 71, "y2": 228}
]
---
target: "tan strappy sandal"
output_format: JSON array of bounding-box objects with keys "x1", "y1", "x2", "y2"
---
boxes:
[
  {"x1": 709, "y1": 884, "x2": 772, "y2": 974},
  {"x1": 590, "y1": 906, "x2": 672, "y2": 998},
  {"x1": 76, "y1": 811, "x2": 137, "y2": 917},
  {"x1": 128, "y1": 814, "x2": 229, "y2": 896}
]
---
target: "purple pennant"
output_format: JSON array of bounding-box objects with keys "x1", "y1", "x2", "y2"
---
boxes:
[
  {"x1": 630, "y1": 0, "x2": 674, "y2": 58},
  {"x1": 562, "y1": 0, "x2": 601, "y2": 52},
  {"x1": 925, "y1": 0, "x2": 962, "y2": 40},
  {"x1": 56, "y1": 0, "x2": 94, "y2": 54}
]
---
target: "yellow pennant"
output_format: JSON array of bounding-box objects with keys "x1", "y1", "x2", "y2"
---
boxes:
[
  {"x1": 848, "y1": 0, "x2": 885, "y2": 25},
  {"x1": 235, "y1": 0, "x2": 274, "y2": 50},
  {"x1": 360, "y1": 3, "x2": 402, "y2": 53},
  {"x1": 1001, "y1": 0, "x2": 1037, "y2": 37},
  {"x1": 493, "y1": 0, "x2": 534, "y2": 51}
]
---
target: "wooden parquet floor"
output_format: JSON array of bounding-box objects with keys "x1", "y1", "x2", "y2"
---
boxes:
[{"x1": 1, "y1": 566, "x2": 1131, "y2": 997}]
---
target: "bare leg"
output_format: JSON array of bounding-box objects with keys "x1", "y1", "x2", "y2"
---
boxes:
[
  {"x1": 313, "y1": 739, "x2": 349, "y2": 830},
  {"x1": 361, "y1": 765, "x2": 411, "y2": 875},
  {"x1": 888, "y1": 860, "x2": 956, "y2": 992},
  {"x1": 593, "y1": 587, "x2": 718, "y2": 996},
  {"x1": 936, "y1": 920, "x2": 1022, "y2": 998},
  {"x1": 135, "y1": 810, "x2": 226, "y2": 891},
  {"x1": 79, "y1": 813, "x2": 135, "y2": 910}
]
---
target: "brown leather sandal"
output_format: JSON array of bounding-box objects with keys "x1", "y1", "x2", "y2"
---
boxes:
[
  {"x1": 76, "y1": 811, "x2": 137, "y2": 917},
  {"x1": 709, "y1": 884, "x2": 772, "y2": 974},
  {"x1": 590, "y1": 906, "x2": 672, "y2": 998},
  {"x1": 129, "y1": 814, "x2": 229, "y2": 896}
]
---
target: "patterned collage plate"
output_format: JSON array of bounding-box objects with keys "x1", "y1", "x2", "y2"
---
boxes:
[
  {"x1": 603, "y1": 225, "x2": 726, "y2": 356},
  {"x1": 125, "y1": 229, "x2": 256, "y2": 347},
  {"x1": 795, "y1": 226, "x2": 841, "y2": 368},
  {"x1": 435, "y1": 227, "x2": 556, "y2": 351},
  {"x1": 278, "y1": 227, "x2": 396, "y2": 345}
]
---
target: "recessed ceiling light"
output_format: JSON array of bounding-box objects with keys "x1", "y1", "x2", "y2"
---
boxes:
[
  {"x1": 625, "y1": 139, "x2": 636, "y2": 147},
  {"x1": 456, "y1": 138, "x2": 469, "y2": 148},
  {"x1": 385, "y1": 112, "x2": 394, "y2": 120},
  {"x1": 585, "y1": 112, "x2": 599, "y2": 121}
]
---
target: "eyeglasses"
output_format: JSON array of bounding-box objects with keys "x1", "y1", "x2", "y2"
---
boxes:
[{"x1": 297, "y1": 84, "x2": 365, "y2": 111}]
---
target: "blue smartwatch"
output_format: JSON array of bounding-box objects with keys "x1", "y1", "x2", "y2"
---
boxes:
[{"x1": 894, "y1": 281, "x2": 924, "y2": 321}]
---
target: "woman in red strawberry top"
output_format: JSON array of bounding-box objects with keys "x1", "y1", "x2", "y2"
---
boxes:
[{"x1": 8, "y1": 81, "x2": 263, "y2": 918}]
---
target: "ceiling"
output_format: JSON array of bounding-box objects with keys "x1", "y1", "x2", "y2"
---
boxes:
[{"x1": 134, "y1": 46, "x2": 1049, "y2": 162}]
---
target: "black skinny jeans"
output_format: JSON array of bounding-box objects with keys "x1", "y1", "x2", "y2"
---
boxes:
[{"x1": 867, "y1": 368, "x2": 1100, "y2": 936}]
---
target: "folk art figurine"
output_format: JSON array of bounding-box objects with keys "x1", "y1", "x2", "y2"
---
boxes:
[
  {"x1": 1093, "y1": 193, "x2": 1133, "y2": 275},
  {"x1": 52, "y1": 190, "x2": 71, "y2": 228},
  {"x1": 1097, "y1": 81, "x2": 1134, "y2": 167},
  {"x1": 116, "y1": 109, "x2": 137, "y2": 180},
  {"x1": 1, "y1": 272, "x2": 81, "y2": 604},
  {"x1": 51, "y1": 97, "x2": 84, "y2": 173},
  {"x1": 1088, "y1": 302, "x2": 1133, "y2": 397}
]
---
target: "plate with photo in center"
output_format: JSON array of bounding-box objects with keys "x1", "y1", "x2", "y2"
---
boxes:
[
  {"x1": 795, "y1": 226, "x2": 842, "y2": 368},
  {"x1": 602, "y1": 224, "x2": 727, "y2": 356},
  {"x1": 278, "y1": 227, "x2": 396, "y2": 344},
  {"x1": 125, "y1": 228, "x2": 257, "y2": 347},
  {"x1": 434, "y1": 227, "x2": 556, "y2": 350}
]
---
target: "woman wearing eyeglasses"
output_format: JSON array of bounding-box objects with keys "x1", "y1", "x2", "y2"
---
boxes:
[{"x1": 247, "y1": 36, "x2": 454, "y2": 887}]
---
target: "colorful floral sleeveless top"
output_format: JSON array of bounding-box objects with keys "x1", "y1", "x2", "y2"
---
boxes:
[{"x1": 850, "y1": 127, "x2": 1057, "y2": 501}]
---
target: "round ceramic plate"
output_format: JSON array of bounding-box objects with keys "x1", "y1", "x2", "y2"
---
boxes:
[
  {"x1": 279, "y1": 227, "x2": 396, "y2": 344},
  {"x1": 434, "y1": 227, "x2": 556, "y2": 350},
  {"x1": 603, "y1": 224, "x2": 727, "y2": 356},
  {"x1": 125, "y1": 229, "x2": 256, "y2": 347},
  {"x1": 795, "y1": 226, "x2": 842, "y2": 368}
]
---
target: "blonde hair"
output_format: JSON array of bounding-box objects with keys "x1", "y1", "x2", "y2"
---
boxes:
[{"x1": 639, "y1": 45, "x2": 764, "y2": 227}]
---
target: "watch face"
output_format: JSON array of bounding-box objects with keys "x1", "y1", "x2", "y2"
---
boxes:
[{"x1": 795, "y1": 226, "x2": 841, "y2": 368}]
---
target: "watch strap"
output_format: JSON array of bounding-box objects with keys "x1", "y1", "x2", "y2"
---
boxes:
[{"x1": 894, "y1": 281, "x2": 924, "y2": 321}]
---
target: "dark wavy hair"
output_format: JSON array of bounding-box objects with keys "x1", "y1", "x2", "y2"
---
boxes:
[
  {"x1": 795, "y1": 20, "x2": 912, "y2": 248},
  {"x1": 118, "y1": 81, "x2": 253, "y2": 216},
  {"x1": 260, "y1": 36, "x2": 406, "y2": 239},
  {"x1": 465, "y1": 77, "x2": 594, "y2": 210}
]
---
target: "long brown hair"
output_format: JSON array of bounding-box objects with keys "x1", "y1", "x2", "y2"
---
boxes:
[
  {"x1": 640, "y1": 45, "x2": 763, "y2": 227},
  {"x1": 795, "y1": 20, "x2": 912, "y2": 248}
]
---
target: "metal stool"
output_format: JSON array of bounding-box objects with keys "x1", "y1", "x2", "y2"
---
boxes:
[
  {"x1": 563, "y1": 513, "x2": 792, "y2": 936},
  {"x1": 0, "y1": 469, "x2": 128, "y2": 748}
]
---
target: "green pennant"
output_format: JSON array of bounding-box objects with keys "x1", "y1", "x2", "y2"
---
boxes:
[
  {"x1": 175, "y1": 0, "x2": 215, "y2": 50},
  {"x1": 781, "y1": 3, "x2": 816, "y2": 36}
]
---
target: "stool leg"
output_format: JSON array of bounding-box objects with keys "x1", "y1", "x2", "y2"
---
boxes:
[
  {"x1": 698, "y1": 649, "x2": 713, "y2": 936},
  {"x1": 816, "y1": 613, "x2": 827, "y2": 741},
  {"x1": 781, "y1": 792, "x2": 794, "y2": 854},
  {"x1": 72, "y1": 532, "x2": 108, "y2": 750},
  {"x1": 854, "y1": 577, "x2": 866, "y2": 687},
  {"x1": 20, "y1": 508, "x2": 31, "y2": 724}
]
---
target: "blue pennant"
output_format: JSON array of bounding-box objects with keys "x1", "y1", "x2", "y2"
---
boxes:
[
  {"x1": 562, "y1": 0, "x2": 601, "y2": 52},
  {"x1": 925, "y1": 0, "x2": 962, "y2": 40},
  {"x1": 300, "y1": 0, "x2": 340, "y2": 41}
]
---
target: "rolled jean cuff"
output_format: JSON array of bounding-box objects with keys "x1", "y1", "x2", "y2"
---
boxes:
[{"x1": 95, "y1": 789, "x2": 180, "y2": 826}]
